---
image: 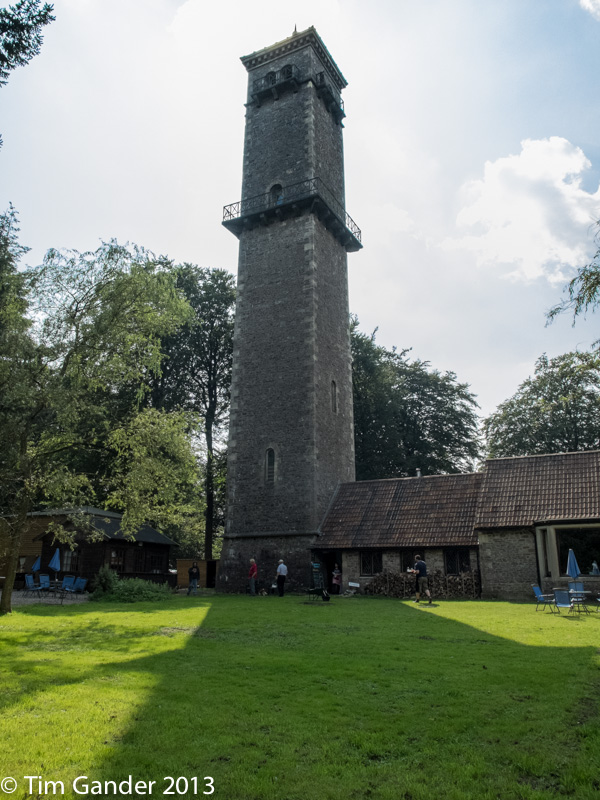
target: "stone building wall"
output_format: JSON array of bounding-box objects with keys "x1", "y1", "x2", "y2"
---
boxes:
[
  {"x1": 218, "y1": 534, "x2": 316, "y2": 593},
  {"x1": 340, "y1": 549, "x2": 471, "y2": 591},
  {"x1": 478, "y1": 528, "x2": 538, "y2": 600}
]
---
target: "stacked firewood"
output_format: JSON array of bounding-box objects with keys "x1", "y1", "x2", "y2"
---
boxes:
[{"x1": 364, "y1": 570, "x2": 481, "y2": 599}]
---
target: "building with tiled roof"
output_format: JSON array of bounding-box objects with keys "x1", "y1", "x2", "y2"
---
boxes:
[
  {"x1": 316, "y1": 450, "x2": 600, "y2": 599},
  {"x1": 1, "y1": 508, "x2": 177, "y2": 590}
]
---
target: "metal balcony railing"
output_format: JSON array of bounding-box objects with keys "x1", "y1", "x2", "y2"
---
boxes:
[{"x1": 222, "y1": 177, "x2": 362, "y2": 250}]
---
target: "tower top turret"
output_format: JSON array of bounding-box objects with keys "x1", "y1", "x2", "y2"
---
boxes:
[{"x1": 240, "y1": 26, "x2": 347, "y2": 92}]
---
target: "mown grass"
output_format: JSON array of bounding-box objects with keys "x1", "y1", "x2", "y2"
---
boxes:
[{"x1": 0, "y1": 595, "x2": 599, "y2": 800}]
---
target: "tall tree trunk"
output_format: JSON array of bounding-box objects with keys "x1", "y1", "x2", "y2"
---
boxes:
[
  {"x1": 204, "y1": 416, "x2": 214, "y2": 561},
  {"x1": 0, "y1": 522, "x2": 23, "y2": 615},
  {"x1": 1, "y1": 434, "x2": 31, "y2": 615}
]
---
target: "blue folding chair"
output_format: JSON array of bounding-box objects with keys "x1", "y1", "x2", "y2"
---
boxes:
[
  {"x1": 24, "y1": 574, "x2": 43, "y2": 597},
  {"x1": 567, "y1": 580, "x2": 590, "y2": 613},
  {"x1": 553, "y1": 589, "x2": 578, "y2": 614},
  {"x1": 532, "y1": 584, "x2": 555, "y2": 612},
  {"x1": 56, "y1": 575, "x2": 76, "y2": 602},
  {"x1": 64, "y1": 577, "x2": 87, "y2": 596},
  {"x1": 39, "y1": 574, "x2": 51, "y2": 592}
]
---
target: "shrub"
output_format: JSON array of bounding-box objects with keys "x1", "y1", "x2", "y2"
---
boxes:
[
  {"x1": 90, "y1": 565, "x2": 120, "y2": 596},
  {"x1": 90, "y1": 576, "x2": 173, "y2": 603}
]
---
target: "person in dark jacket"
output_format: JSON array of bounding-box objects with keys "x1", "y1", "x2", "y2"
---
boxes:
[
  {"x1": 411, "y1": 555, "x2": 432, "y2": 604},
  {"x1": 188, "y1": 562, "x2": 200, "y2": 596}
]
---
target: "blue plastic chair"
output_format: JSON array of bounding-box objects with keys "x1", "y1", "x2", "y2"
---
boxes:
[
  {"x1": 553, "y1": 589, "x2": 577, "y2": 614},
  {"x1": 65, "y1": 577, "x2": 88, "y2": 595},
  {"x1": 532, "y1": 584, "x2": 555, "y2": 612},
  {"x1": 24, "y1": 574, "x2": 42, "y2": 597},
  {"x1": 567, "y1": 580, "x2": 590, "y2": 613},
  {"x1": 55, "y1": 575, "x2": 76, "y2": 602},
  {"x1": 39, "y1": 574, "x2": 51, "y2": 592}
]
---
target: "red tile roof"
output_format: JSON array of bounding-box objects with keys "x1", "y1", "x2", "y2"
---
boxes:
[
  {"x1": 475, "y1": 450, "x2": 600, "y2": 528},
  {"x1": 318, "y1": 473, "x2": 482, "y2": 549},
  {"x1": 318, "y1": 451, "x2": 600, "y2": 549}
]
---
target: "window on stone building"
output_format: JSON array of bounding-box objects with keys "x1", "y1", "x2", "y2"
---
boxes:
[
  {"x1": 557, "y1": 527, "x2": 600, "y2": 575},
  {"x1": 444, "y1": 548, "x2": 471, "y2": 575},
  {"x1": 281, "y1": 64, "x2": 293, "y2": 80},
  {"x1": 360, "y1": 551, "x2": 383, "y2": 576},
  {"x1": 331, "y1": 380, "x2": 337, "y2": 413},
  {"x1": 265, "y1": 71, "x2": 277, "y2": 86},
  {"x1": 265, "y1": 448, "x2": 275, "y2": 485},
  {"x1": 399, "y1": 550, "x2": 416, "y2": 572}
]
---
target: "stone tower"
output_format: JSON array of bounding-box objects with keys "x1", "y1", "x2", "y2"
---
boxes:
[{"x1": 218, "y1": 27, "x2": 361, "y2": 591}]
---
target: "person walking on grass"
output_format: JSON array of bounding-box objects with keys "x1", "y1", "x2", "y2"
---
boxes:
[
  {"x1": 276, "y1": 559, "x2": 288, "y2": 597},
  {"x1": 412, "y1": 555, "x2": 432, "y2": 604},
  {"x1": 187, "y1": 561, "x2": 200, "y2": 596},
  {"x1": 248, "y1": 558, "x2": 258, "y2": 595}
]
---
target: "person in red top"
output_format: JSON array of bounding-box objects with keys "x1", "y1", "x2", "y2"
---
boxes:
[{"x1": 248, "y1": 558, "x2": 258, "y2": 595}]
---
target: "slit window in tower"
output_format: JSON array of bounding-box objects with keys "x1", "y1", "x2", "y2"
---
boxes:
[
  {"x1": 265, "y1": 448, "x2": 275, "y2": 485},
  {"x1": 331, "y1": 380, "x2": 337, "y2": 413}
]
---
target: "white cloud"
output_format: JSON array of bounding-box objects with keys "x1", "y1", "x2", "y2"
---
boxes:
[
  {"x1": 580, "y1": 1, "x2": 600, "y2": 21},
  {"x1": 443, "y1": 137, "x2": 600, "y2": 282}
]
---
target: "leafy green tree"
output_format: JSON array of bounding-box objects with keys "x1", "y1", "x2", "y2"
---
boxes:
[
  {"x1": 0, "y1": 203, "x2": 29, "y2": 333},
  {"x1": 0, "y1": 0, "x2": 54, "y2": 146},
  {"x1": 0, "y1": 0, "x2": 53, "y2": 85},
  {"x1": 484, "y1": 351, "x2": 600, "y2": 458},
  {"x1": 0, "y1": 236, "x2": 197, "y2": 614},
  {"x1": 351, "y1": 318, "x2": 480, "y2": 479},
  {"x1": 548, "y1": 220, "x2": 600, "y2": 337},
  {"x1": 147, "y1": 265, "x2": 235, "y2": 560}
]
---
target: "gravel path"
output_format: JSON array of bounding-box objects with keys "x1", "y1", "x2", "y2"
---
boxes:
[{"x1": 0, "y1": 589, "x2": 90, "y2": 607}]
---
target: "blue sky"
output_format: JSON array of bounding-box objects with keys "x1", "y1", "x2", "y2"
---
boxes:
[{"x1": 1, "y1": 0, "x2": 600, "y2": 416}]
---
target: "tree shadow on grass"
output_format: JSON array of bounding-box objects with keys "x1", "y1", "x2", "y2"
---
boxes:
[{"x1": 3, "y1": 598, "x2": 600, "y2": 800}]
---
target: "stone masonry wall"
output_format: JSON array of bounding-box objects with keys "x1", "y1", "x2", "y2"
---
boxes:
[
  {"x1": 226, "y1": 213, "x2": 354, "y2": 537},
  {"x1": 241, "y1": 44, "x2": 345, "y2": 203},
  {"x1": 216, "y1": 534, "x2": 317, "y2": 593},
  {"x1": 479, "y1": 529, "x2": 537, "y2": 600}
]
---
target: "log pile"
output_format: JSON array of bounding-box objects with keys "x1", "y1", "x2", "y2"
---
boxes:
[{"x1": 363, "y1": 570, "x2": 481, "y2": 599}]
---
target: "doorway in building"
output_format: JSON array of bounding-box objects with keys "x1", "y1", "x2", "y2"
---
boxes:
[
  {"x1": 316, "y1": 550, "x2": 343, "y2": 593},
  {"x1": 206, "y1": 560, "x2": 218, "y2": 589}
]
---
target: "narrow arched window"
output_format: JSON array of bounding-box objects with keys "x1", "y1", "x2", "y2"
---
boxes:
[
  {"x1": 270, "y1": 183, "x2": 283, "y2": 205},
  {"x1": 331, "y1": 380, "x2": 337, "y2": 413},
  {"x1": 265, "y1": 448, "x2": 275, "y2": 485},
  {"x1": 265, "y1": 71, "x2": 277, "y2": 86}
]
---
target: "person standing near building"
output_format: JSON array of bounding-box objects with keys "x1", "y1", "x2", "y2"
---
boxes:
[
  {"x1": 187, "y1": 561, "x2": 200, "y2": 596},
  {"x1": 276, "y1": 559, "x2": 288, "y2": 597},
  {"x1": 412, "y1": 555, "x2": 432, "y2": 604},
  {"x1": 248, "y1": 558, "x2": 258, "y2": 595},
  {"x1": 331, "y1": 563, "x2": 342, "y2": 594}
]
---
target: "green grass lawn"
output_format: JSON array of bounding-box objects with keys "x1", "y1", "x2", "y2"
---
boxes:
[{"x1": 0, "y1": 595, "x2": 599, "y2": 800}]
